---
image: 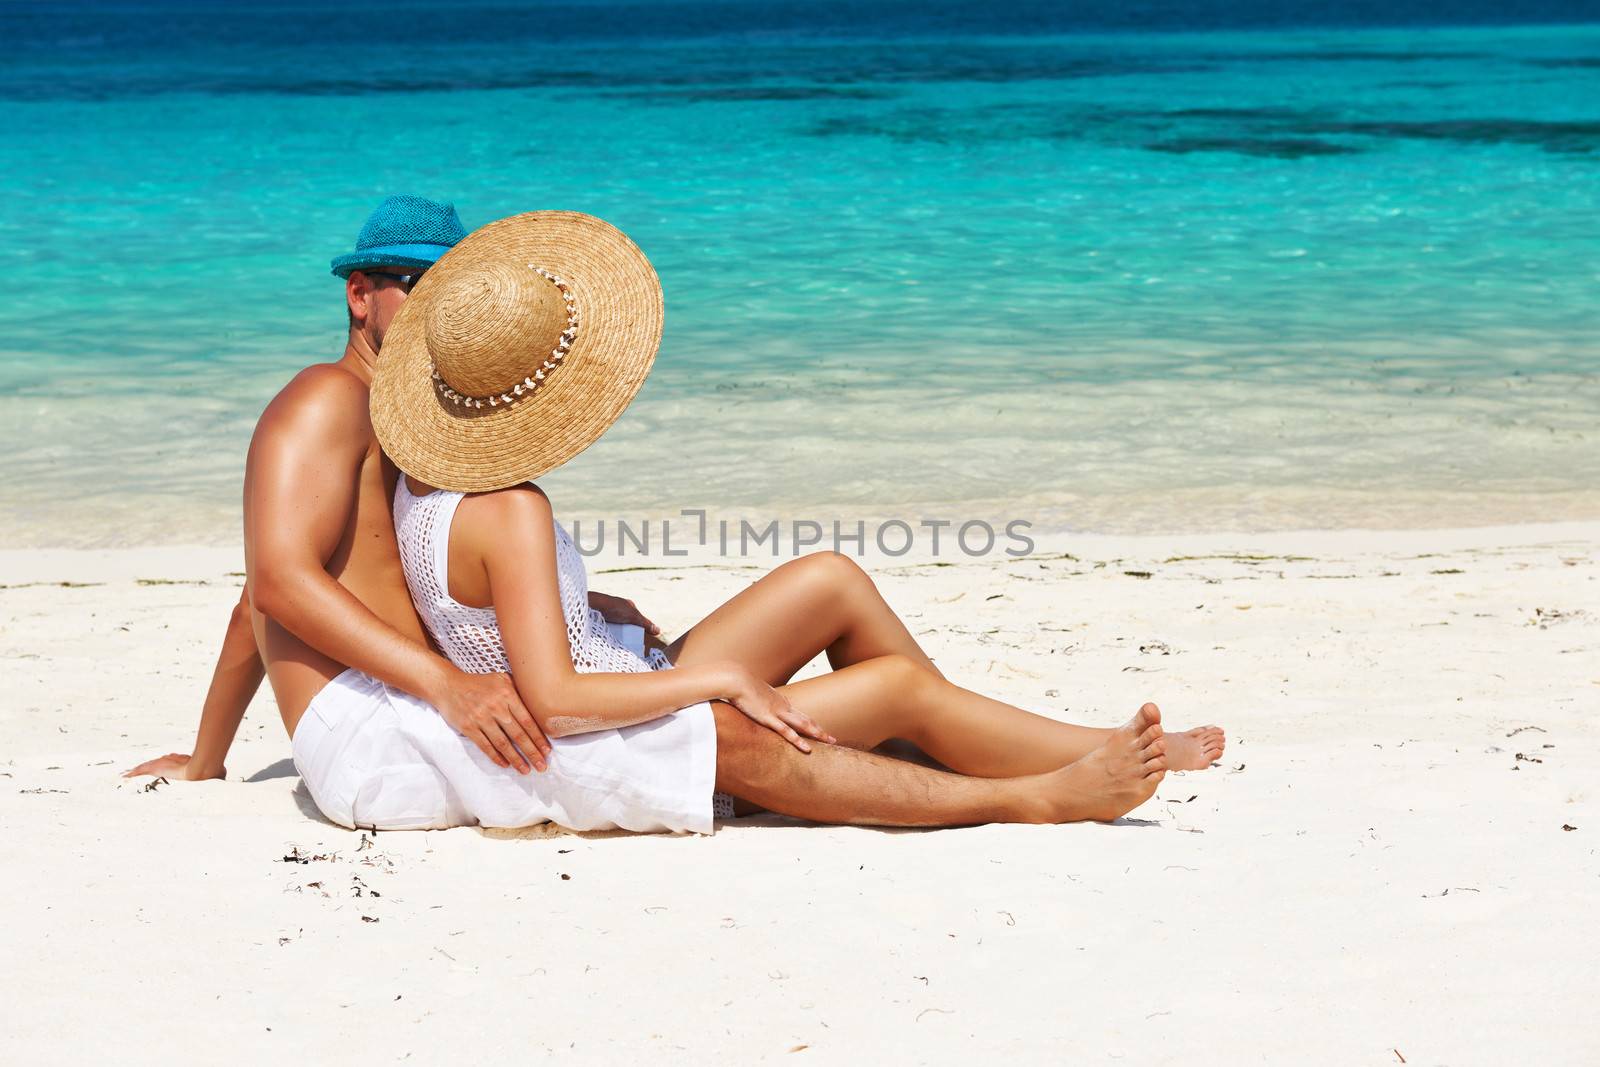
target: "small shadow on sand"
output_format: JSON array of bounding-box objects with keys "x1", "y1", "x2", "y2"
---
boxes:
[
  {"x1": 246, "y1": 758, "x2": 298, "y2": 783},
  {"x1": 485, "y1": 814, "x2": 1157, "y2": 839},
  {"x1": 716, "y1": 814, "x2": 934, "y2": 836},
  {"x1": 479, "y1": 823, "x2": 637, "y2": 841},
  {"x1": 480, "y1": 816, "x2": 933, "y2": 840},
  {"x1": 290, "y1": 779, "x2": 344, "y2": 827}
]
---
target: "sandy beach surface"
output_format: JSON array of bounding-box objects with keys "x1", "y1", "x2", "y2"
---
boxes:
[{"x1": 2, "y1": 522, "x2": 1596, "y2": 1064}]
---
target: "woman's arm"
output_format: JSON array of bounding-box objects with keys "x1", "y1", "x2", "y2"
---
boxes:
[
  {"x1": 123, "y1": 588, "x2": 264, "y2": 781},
  {"x1": 471, "y1": 486, "x2": 832, "y2": 751}
]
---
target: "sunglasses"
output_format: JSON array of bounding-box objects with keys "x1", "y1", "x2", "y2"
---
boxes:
[{"x1": 364, "y1": 270, "x2": 426, "y2": 293}]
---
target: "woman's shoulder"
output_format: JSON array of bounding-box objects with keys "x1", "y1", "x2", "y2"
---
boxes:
[
  {"x1": 455, "y1": 481, "x2": 555, "y2": 537},
  {"x1": 472, "y1": 480, "x2": 550, "y2": 507}
]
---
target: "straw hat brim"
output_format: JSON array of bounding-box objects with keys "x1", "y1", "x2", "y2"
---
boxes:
[{"x1": 370, "y1": 211, "x2": 663, "y2": 493}]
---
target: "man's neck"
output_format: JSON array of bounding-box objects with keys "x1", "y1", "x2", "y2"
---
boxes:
[{"x1": 339, "y1": 329, "x2": 380, "y2": 385}]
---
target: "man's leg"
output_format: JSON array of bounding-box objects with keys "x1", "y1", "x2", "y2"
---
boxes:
[{"x1": 711, "y1": 700, "x2": 1167, "y2": 826}]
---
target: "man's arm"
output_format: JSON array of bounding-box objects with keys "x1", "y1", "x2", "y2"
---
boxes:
[
  {"x1": 245, "y1": 367, "x2": 549, "y2": 773},
  {"x1": 123, "y1": 588, "x2": 264, "y2": 781}
]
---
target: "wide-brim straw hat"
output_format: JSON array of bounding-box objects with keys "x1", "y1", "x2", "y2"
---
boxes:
[{"x1": 370, "y1": 211, "x2": 663, "y2": 493}]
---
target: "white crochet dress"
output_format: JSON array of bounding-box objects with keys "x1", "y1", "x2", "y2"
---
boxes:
[{"x1": 393, "y1": 478, "x2": 734, "y2": 820}]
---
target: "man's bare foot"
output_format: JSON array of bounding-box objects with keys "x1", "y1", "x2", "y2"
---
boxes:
[
  {"x1": 1039, "y1": 703, "x2": 1167, "y2": 822},
  {"x1": 1165, "y1": 726, "x2": 1226, "y2": 771}
]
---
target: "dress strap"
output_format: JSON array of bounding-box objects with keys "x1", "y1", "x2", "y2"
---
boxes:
[{"x1": 427, "y1": 489, "x2": 467, "y2": 608}]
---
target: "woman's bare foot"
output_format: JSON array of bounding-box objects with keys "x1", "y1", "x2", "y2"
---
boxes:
[
  {"x1": 1039, "y1": 703, "x2": 1167, "y2": 822},
  {"x1": 1165, "y1": 725, "x2": 1226, "y2": 771}
]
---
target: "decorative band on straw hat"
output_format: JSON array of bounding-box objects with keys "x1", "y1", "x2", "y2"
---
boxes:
[{"x1": 370, "y1": 211, "x2": 664, "y2": 493}]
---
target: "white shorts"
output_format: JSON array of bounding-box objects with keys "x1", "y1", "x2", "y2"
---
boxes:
[{"x1": 291, "y1": 668, "x2": 724, "y2": 834}]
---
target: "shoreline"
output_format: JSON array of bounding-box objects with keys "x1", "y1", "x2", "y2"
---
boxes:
[
  {"x1": 6, "y1": 516, "x2": 1597, "y2": 583},
  {"x1": 9, "y1": 368, "x2": 1600, "y2": 552}
]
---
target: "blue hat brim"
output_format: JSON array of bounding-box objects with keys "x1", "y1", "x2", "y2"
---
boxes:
[{"x1": 330, "y1": 242, "x2": 456, "y2": 278}]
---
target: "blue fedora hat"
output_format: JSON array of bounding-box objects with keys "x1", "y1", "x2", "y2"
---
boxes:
[{"x1": 330, "y1": 195, "x2": 468, "y2": 278}]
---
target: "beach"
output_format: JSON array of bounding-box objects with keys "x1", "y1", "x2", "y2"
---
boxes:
[
  {"x1": 4, "y1": 523, "x2": 1595, "y2": 1063},
  {"x1": 5, "y1": 1, "x2": 1600, "y2": 1061}
]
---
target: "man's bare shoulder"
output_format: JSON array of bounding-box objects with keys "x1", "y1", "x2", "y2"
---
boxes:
[{"x1": 255, "y1": 362, "x2": 372, "y2": 445}]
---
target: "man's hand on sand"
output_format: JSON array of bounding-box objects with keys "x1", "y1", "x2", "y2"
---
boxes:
[
  {"x1": 434, "y1": 669, "x2": 552, "y2": 774},
  {"x1": 122, "y1": 753, "x2": 222, "y2": 781}
]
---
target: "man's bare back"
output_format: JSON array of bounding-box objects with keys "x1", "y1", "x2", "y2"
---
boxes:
[{"x1": 243, "y1": 361, "x2": 426, "y2": 735}]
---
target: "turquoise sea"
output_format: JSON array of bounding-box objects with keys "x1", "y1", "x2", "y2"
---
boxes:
[{"x1": 2, "y1": 1, "x2": 1598, "y2": 547}]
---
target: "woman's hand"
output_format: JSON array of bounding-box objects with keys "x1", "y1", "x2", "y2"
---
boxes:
[
  {"x1": 588, "y1": 591, "x2": 660, "y2": 636},
  {"x1": 121, "y1": 753, "x2": 223, "y2": 781},
  {"x1": 725, "y1": 668, "x2": 836, "y2": 753}
]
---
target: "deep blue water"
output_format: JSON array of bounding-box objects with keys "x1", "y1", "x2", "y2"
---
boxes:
[{"x1": 2, "y1": 2, "x2": 1598, "y2": 545}]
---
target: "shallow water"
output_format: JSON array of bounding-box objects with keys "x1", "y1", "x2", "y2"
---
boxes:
[{"x1": 2, "y1": 3, "x2": 1598, "y2": 546}]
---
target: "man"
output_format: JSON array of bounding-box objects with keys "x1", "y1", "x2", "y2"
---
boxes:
[
  {"x1": 127, "y1": 196, "x2": 1165, "y2": 827},
  {"x1": 126, "y1": 196, "x2": 561, "y2": 781}
]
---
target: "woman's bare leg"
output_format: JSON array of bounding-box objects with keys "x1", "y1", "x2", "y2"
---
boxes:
[
  {"x1": 666, "y1": 551, "x2": 942, "y2": 684},
  {"x1": 772, "y1": 654, "x2": 1180, "y2": 778},
  {"x1": 668, "y1": 552, "x2": 1224, "y2": 771}
]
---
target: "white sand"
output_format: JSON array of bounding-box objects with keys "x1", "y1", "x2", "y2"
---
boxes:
[{"x1": 2, "y1": 523, "x2": 1596, "y2": 1063}]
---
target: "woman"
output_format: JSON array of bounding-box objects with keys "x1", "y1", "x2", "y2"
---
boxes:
[{"x1": 340, "y1": 210, "x2": 1224, "y2": 834}]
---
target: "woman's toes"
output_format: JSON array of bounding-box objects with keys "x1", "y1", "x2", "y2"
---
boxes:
[{"x1": 1137, "y1": 723, "x2": 1163, "y2": 747}]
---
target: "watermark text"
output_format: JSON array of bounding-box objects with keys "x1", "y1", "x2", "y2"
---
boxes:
[{"x1": 563, "y1": 510, "x2": 1035, "y2": 559}]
